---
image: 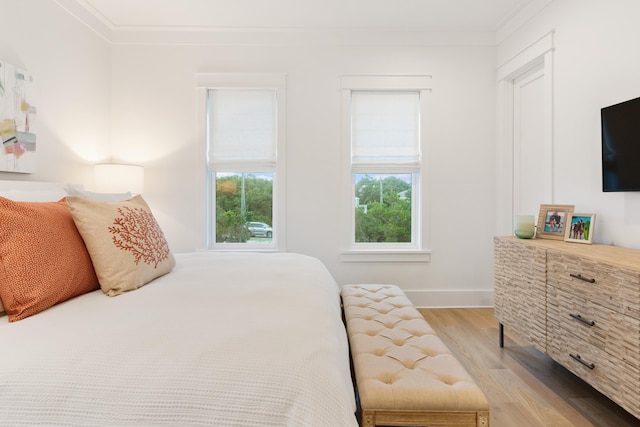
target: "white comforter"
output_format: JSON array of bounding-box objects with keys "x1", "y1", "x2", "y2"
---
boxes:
[{"x1": 0, "y1": 252, "x2": 357, "y2": 426}]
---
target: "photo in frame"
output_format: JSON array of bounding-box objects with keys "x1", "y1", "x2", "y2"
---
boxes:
[
  {"x1": 536, "y1": 204, "x2": 575, "y2": 240},
  {"x1": 564, "y1": 213, "x2": 596, "y2": 244}
]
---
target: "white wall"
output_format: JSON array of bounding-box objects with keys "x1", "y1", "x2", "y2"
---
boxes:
[
  {"x1": 499, "y1": 0, "x2": 640, "y2": 249},
  {"x1": 7, "y1": 0, "x2": 639, "y2": 307},
  {"x1": 2, "y1": 2, "x2": 499, "y2": 307},
  {"x1": 0, "y1": 0, "x2": 111, "y2": 184},
  {"x1": 109, "y1": 43, "x2": 498, "y2": 306}
]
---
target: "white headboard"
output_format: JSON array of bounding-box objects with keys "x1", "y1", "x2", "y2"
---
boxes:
[
  {"x1": 0, "y1": 180, "x2": 75, "y2": 202},
  {"x1": 0, "y1": 180, "x2": 132, "y2": 202}
]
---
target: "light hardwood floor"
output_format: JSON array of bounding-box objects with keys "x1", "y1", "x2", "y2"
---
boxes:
[{"x1": 417, "y1": 308, "x2": 640, "y2": 427}]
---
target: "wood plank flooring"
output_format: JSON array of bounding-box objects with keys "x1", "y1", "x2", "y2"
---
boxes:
[{"x1": 417, "y1": 308, "x2": 640, "y2": 427}]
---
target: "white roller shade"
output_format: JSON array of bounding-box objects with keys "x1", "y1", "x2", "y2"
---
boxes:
[
  {"x1": 351, "y1": 91, "x2": 420, "y2": 172},
  {"x1": 209, "y1": 90, "x2": 277, "y2": 169}
]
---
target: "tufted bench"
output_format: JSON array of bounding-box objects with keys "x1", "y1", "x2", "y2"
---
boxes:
[{"x1": 341, "y1": 284, "x2": 490, "y2": 427}]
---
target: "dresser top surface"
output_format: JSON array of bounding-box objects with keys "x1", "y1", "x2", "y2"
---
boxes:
[{"x1": 495, "y1": 236, "x2": 640, "y2": 271}]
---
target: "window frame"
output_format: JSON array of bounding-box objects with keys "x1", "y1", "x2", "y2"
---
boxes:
[
  {"x1": 339, "y1": 75, "x2": 431, "y2": 262},
  {"x1": 196, "y1": 73, "x2": 286, "y2": 251}
]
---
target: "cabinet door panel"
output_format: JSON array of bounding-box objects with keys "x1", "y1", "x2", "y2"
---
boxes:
[{"x1": 494, "y1": 237, "x2": 547, "y2": 353}]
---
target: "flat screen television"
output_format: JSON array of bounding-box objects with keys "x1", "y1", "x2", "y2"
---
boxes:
[{"x1": 602, "y1": 96, "x2": 640, "y2": 191}]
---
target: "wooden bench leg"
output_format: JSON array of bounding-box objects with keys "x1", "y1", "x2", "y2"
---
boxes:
[
  {"x1": 478, "y1": 411, "x2": 490, "y2": 427},
  {"x1": 362, "y1": 410, "x2": 375, "y2": 427}
]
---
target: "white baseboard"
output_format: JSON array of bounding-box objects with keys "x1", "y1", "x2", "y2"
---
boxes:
[{"x1": 406, "y1": 289, "x2": 494, "y2": 308}]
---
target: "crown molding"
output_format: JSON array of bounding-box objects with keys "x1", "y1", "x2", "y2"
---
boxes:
[
  {"x1": 53, "y1": 0, "x2": 496, "y2": 47},
  {"x1": 109, "y1": 28, "x2": 496, "y2": 47},
  {"x1": 54, "y1": 0, "x2": 551, "y2": 47},
  {"x1": 496, "y1": 0, "x2": 554, "y2": 43},
  {"x1": 54, "y1": 0, "x2": 112, "y2": 42}
]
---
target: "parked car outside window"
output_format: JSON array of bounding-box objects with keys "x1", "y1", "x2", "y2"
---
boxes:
[{"x1": 245, "y1": 222, "x2": 273, "y2": 238}]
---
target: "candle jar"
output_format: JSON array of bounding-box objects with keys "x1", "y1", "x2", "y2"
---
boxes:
[{"x1": 514, "y1": 215, "x2": 535, "y2": 239}]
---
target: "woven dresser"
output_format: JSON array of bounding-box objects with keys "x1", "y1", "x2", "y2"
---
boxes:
[{"x1": 494, "y1": 236, "x2": 640, "y2": 419}]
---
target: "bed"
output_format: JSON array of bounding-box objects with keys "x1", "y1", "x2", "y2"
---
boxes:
[{"x1": 0, "y1": 181, "x2": 358, "y2": 426}]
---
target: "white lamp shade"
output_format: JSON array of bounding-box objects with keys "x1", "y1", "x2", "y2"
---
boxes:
[{"x1": 94, "y1": 164, "x2": 144, "y2": 194}]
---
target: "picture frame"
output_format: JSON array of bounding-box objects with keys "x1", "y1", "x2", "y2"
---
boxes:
[
  {"x1": 536, "y1": 204, "x2": 575, "y2": 240},
  {"x1": 564, "y1": 213, "x2": 596, "y2": 244}
]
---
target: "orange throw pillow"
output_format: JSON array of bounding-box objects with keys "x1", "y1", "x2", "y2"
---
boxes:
[
  {"x1": 66, "y1": 195, "x2": 175, "y2": 296},
  {"x1": 0, "y1": 197, "x2": 99, "y2": 322}
]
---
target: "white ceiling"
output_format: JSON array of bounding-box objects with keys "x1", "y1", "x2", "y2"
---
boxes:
[{"x1": 68, "y1": 0, "x2": 537, "y2": 32}]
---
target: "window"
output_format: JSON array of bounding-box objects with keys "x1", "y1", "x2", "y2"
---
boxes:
[
  {"x1": 199, "y1": 74, "x2": 286, "y2": 250},
  {"x1": 340, "y1": 76, "x2": 431, "y2": 261}
]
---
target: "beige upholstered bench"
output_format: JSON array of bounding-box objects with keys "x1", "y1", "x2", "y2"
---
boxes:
[{"x1": 341, "y1": 284, "x2": 490, "y2": 427}]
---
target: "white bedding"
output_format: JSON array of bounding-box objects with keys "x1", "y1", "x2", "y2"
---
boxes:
[{"x1": 0, "y1": 252, "x2": 357, "y2": 426}]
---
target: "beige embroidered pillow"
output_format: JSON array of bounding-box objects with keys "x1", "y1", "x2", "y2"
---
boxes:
[{"x1": 66, "y1": 195, "x2": 175, "y2": 296}]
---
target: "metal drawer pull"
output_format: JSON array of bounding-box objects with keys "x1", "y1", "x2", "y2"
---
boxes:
[
  {"x1": 570, "y1": 353, "x2": 595, "y2": 370},
  {"x1": 569, "y1": 313, "x2": 596, "y2": 327},
  {"x1": 569, "y1": 273, "x2": 596, "y2": 283}
]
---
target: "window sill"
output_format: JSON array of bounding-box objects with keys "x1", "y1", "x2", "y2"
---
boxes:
[
  {"x1": 340, "y1": 250, "x2": 431, "y2": 263},
  {"x1": 207, "y1": 245, "x2": 279, "y2": 252}
]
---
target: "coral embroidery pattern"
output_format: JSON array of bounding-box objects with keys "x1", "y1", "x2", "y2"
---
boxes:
[{"x1": 109, "y1": 206, "x2": 170, "y2": 268}]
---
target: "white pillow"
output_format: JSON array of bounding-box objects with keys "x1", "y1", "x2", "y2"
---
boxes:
[{"x1": 64, "y1": 184, "x2": 132, "y2": 202}]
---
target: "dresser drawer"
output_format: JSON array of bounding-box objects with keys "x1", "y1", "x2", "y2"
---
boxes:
[
  {"x1": 547, "y1": 250, "x2": 640, "y2": 320},
  {"x1": 547, "y1": 327, "x2": 640, "y2": 418},
  {"x1": 547, "y1": 285, "x2": 640, "y2": 368}
]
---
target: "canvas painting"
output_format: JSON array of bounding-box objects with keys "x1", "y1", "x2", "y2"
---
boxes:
[{"x1": 0, "y1": 61, "x2": 36, "y2": 173}]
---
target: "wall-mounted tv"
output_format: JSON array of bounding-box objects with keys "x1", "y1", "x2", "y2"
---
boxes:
[{"x1": 602, "y1": 95, "x2": 640, "y2": 192}]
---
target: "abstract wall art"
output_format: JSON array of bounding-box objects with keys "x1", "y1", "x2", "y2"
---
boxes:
[{"x1": 0, "y1": 61, "x2": 36, "y2": 173}]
